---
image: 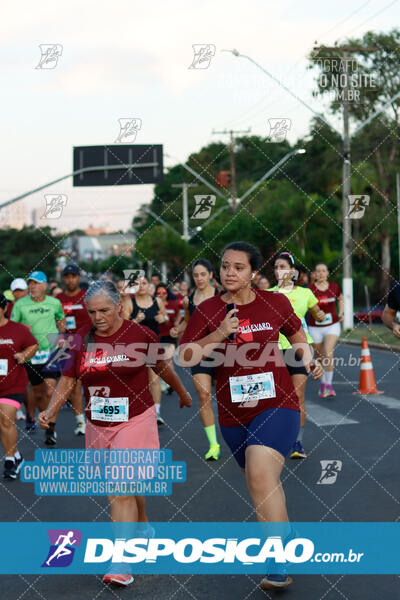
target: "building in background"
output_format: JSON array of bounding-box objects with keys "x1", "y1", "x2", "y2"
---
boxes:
[
  {"x1": 0, "y1": 201, "x2": 28, "y2": 229},
  {"x1": 62, "y1": 233, "x2": 136, "y2": 262}
]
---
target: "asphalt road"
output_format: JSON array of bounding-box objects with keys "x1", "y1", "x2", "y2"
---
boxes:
[{"x1": 0, "y1": 342, "x2": 399, "y2": 599}]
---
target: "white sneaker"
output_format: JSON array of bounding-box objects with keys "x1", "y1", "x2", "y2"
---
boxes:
[
  {"x1": 74, "y1": 419, "x2": 86, "y2": 435},
  {"x1": 16, "y1": 409, "x2": 26, "y2": 420}
]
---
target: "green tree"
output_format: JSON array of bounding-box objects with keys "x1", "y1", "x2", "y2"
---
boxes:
[
  {"x1": 309, "y1": 30, "x2": 400, "y2": 294},
  {"x1": 0, "y1": 226, "x2": 61, "y2": 291}
]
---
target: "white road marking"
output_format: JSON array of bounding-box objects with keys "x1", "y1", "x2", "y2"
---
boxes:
[
  {"x1": 306, "y1": 400, "x2": 358, "y2": 426},
  {"x1": 364, "y1": 395, "x2": 400, "y2": 410}
]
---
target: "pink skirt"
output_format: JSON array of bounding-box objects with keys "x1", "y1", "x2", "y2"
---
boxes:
[{"x1": 85, "y1": 405, "x2": 159, "y2": 450}]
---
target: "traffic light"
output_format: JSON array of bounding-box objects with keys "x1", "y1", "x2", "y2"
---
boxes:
[{"x1": 215, "y1": 170, "x2": 231, "y2": 188}]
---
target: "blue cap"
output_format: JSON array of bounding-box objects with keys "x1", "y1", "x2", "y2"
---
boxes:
[{"x1": 27, "y1": 271, "x2": 47, "y2": 283}]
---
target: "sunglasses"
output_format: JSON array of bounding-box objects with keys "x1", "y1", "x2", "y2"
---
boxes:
[{"x1": 157, "y1": 290, "x2": 167, "y2": 295}]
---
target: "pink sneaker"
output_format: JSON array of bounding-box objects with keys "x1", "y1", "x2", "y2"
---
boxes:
[
  {"x1": 326, "y1": 385, "x2": 336, "y2": 397},
  {"x1": 102, "y1": 574, "x2": 134, "y2": 586},
  {"x1": 318, "y1": 383, "x2": 326, "y2": 397}
]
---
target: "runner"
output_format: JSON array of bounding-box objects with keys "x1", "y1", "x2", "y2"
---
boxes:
[
  {"x1": 116, "y1": 279, "x2": 134, "y2": 320},
  {"x1": 180, "y1": 242, "x2": 322, "y2": 590},
  {"x1": 11, "y1": 271, "x2": 66, "y2": 443},
  {"x1": 38, "y1": 281, "x2": 192, "y2": 587},
  {"x1": 269, "y1": 252, "x2": 325, "y2": 458},
  {"x1": 0, "y1": 292, "x2": 38, "y2": 479},
  {"x1": 8, "y1": 279, "x2": 28, "y2": 317},
  {"x1": 382, "y1": 281, "x2": 400, "y2": 338},
  {"x1": 50, "y1": 285, "x2": 63, "y2": 298},
  {"x1": 129, "y1": 276, "x2": 167, "y2": 424},
  {"x1": 256, "y1": 275, "x2": 270, "y2": 290},
  {"x1": 180, "y1": 259, "x2": 221, "y2": 461},
  {"x1": 308, "y1": 263, "x2": 344, "y2": 398},
  {"x1": 156, "y1": 284, "x2": 181, "y2": 394},
  {"x1": 57, "y1": 264, "x2": 91, "y2": 435},
  {"x1": 8, "y1": 279, "x2": 29, "y2": 420}
]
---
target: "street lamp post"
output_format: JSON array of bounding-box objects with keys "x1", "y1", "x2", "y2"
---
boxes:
[
  {"x1": 172, "y1": 183, "x2": 197, "y2": 241},
  {"x1": 227, "y1": 49, "x2": 400, "y2": 330}
]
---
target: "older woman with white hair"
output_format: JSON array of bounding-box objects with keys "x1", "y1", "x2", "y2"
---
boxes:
[{"x1": 39, "y1": 281, "x2": 192, "y2": 588}]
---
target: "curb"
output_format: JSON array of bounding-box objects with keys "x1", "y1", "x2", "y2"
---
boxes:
[{"x1": 339, "y1": 337, "x2": 400, "y2": 353}]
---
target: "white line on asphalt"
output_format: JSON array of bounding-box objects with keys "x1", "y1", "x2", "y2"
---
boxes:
[
  {"x1": 307, "y1": 400, "x2": 359, "y2": 426},
  {"x1": 364, "y1": 395, "x2": 400, "y2": 410},
  {"x1": 331, "y1": 381, "x2": 359, "y2": 385}
]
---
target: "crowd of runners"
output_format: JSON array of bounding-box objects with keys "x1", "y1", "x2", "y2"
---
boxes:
[{"x1": 0, "y1": 241, "x2": 371, "y2": 590}]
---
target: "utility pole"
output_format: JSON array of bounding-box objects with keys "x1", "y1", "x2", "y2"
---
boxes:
[
  {"x1": 212, "y1": 128, "x2": 250, "y2": 211},
  {"x1": 397, "y1": 172, "x2": 400, "y2": 278},
  {"x1": 313, "y1": 44, "x2": 376, "y2": 330},
  {"x1": 172, "y1": 182, "x2": 197, "y2": 240}
]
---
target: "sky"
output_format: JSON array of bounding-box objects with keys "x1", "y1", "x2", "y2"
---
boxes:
[{"x1": 0, "y1": 0, "x2": 398, "y2": 232}]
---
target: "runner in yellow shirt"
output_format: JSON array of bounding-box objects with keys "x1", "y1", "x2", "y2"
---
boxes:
[{"x1": 269, "y1": 252, "x2": 325, "y2": 458}]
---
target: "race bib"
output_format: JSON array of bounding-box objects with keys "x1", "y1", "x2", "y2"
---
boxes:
[
  {"x1": 31, "y1": 350, "x2": 50, "y2": 365},
  {"x1": 65, "y1": 316, "x2": 76, "y2": 329},
  {"x1": 229, "y1": 372, "x2": 276, "y2": 403},
  {"x1": 0, "y1": 359, "x2": 8, "y2": 376},
  {"x1": 315, "y1": 313, "x2": 333, "y2": 326},
  {"x1": 90, "y1": 397, "x2": 129, "y2": 422}
]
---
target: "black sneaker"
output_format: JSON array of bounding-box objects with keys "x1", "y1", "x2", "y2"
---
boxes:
[
  {"x1": 45, "y1": 429, "x2": 57, "y2": 446},
  {"x1": 156, "y1": 415, "x2": 165, "y2": 425},
  {"x1": 14, "y1": 455, "x2": 24, "y2": 475},
  {"x1": 26, "y1": 416, "x2": 36, "y2": 433},
  {"x1": 3, "y1": 459, "x2": 18, "y2": 480}
]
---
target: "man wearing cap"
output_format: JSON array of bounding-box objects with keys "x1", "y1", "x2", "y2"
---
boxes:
[
  {"x1": 57, "y1": 264, "x2": 90, "y2": 435},
  {"x1": 11, "y1": 271, "x2": 65, "y2": 444},
  {"x1": 7, "y1": 279, "x2": 29, "y2": 318}
]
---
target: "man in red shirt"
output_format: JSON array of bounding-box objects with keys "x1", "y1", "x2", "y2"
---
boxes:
[{"x1": 57, "y1": 264, "x2": 91, "y2": 435}]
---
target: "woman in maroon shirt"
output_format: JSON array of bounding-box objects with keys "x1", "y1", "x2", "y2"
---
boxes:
[
  {"x1": 39, "y1": 281, "x2": 191, "y2": 588},
  {"x1": 180, "y1": 242, "x2": 322, "y2": 590},
  {"x1": 0, "y1": 293, "x2": 37, "y2": 479},
  {"x1": 308, "y1": 263, "x2": 344, "y2": 398}
]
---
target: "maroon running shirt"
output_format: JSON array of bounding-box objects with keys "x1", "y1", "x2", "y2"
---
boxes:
[
  {"x1": 58, "y1": 290, "x2": 91, "y2": 333},
  {"x1": 308, "y1": 282, "x2": 341, "y2": 327},
  {"x1": 62, "y1": 319, "x2": 159, "y2": 427},
  {"x1": 158, "y1": 300, "x2": 180, "y2": 337},
  {"x1": 180, "y1": 290, "x2": 302, "y2": 427},
  {"x1": 0, "y1": 321, "x2": 37, "y2": 395}
]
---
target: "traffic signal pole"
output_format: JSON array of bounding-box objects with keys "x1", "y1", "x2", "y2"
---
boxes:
[{"x1": 212, "y1": 128, "x2": 251, "y2": 210}]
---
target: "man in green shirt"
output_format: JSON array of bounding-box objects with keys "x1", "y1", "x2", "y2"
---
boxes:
[{"x1": 11, "y1": 271, "x2": 65, "y2": 444}]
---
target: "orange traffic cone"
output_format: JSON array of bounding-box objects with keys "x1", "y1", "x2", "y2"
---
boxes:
[{"x1": 354, "y1": 337, "x2": 383, "y2": 395}]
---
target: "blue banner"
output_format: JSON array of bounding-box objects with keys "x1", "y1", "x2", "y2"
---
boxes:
[{"x1": 0, "y1": 522, "x2": 398, "y2": 574}]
